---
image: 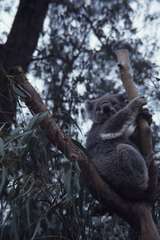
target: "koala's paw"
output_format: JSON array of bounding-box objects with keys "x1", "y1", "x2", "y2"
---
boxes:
[
  {"x1": 138, "y1": 108, "x2": 152, "y2": 125},
  {"x1": 130, "y1": 96, "x2": 147, "y2": 111},
  {"x1": 133, "y1": 96, "x2": 146, "y2": 106}
]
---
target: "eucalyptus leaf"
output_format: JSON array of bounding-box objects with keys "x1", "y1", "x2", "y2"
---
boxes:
[
  {"x1": 10, "y1": 127, "x2": 22, "y2": 137},
  {"x1": 13, "y1": 85, "x2": 27, "y2": 98},
  {"x1": 0, "y1": 137, "x2": 5, "y2": 158},
  {"x1": 28, "y1": 112, "x2": 48, "y2": 129},
  {"x1": 31, "y1": 219, "x2": 41, "y2": 240},
  {"x1": 0, "y1": 166, "x2": 7, "y2": 195},
  {"x1": 26, "y1": 200, "x2": 31, "y2": 228},
  {"x1": 63, "y1": 166, "x2": 72, "y2": 198}
]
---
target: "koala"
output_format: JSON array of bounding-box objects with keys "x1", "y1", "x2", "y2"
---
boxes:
[{"x1": 86, "y1": 94, "x2": 149, "y2": 201}]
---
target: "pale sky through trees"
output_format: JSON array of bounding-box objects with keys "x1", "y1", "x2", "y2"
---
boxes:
[
  {"x1": 1, "y1": 0, "x2": 160, "y2": 127},
  {"x1": 1, "y1": 0, "x2": 160, "y2": 61}
]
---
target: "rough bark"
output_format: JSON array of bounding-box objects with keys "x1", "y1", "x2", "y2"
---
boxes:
[
  {"x1": 0, "y1": 0, "x2": 50, "y2": 130},
  {"x1": 115, "y1": 49, "x2": 159, "y2": 240}
]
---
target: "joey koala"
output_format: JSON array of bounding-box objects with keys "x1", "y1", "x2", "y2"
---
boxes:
[{"x1": 86, "y1": 94, "x2": 149, "y2": 200}]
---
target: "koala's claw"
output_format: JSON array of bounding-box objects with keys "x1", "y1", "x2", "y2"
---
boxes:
[
  {"x1": 130, "y1": 96, "x2": 147, "y2": 111},
  {"x1": 134, "y1": 96, "x2": 147, "y2": 106},
  {"x1": 138, "y1": 108, "x2": 152, "y2": 125}
]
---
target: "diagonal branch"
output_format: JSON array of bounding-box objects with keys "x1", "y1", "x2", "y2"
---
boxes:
[{"x1": 8, "y1": 66, "x2": 146, "y2": 229}]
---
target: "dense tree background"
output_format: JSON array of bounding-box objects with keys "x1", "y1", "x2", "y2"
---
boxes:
[{"x1": 0, "y1": 0, "x2": 160, "y2": 239}]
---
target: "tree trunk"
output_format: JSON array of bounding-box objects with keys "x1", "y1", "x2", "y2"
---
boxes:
[
  {"x1": 0, "y1": 0, "x2": 50, "y2": 130},
  {"x1": 139, "y1": 205, "x2": 159, "y2": 240}
]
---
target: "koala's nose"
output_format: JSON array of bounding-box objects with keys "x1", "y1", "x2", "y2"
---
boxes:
[{"x1": 103, "y1": 105, "x2": 110, "y2": 113}]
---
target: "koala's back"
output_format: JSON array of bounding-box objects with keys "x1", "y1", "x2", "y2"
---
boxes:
[
  {"x1": 86, "y1": 123, "x2": 121, "y2": 180},
  {"x1": 86, "y1": 123, "x2": 149, "y2": 200}
]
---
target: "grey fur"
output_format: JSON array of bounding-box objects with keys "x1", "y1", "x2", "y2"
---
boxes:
[{"x1": 86, "y1": 94, "x2": 149, "y2": 200}]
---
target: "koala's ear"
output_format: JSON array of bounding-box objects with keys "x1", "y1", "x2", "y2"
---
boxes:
[
  {"x1": 85, "y1": 100, "x2": 95, "y2": 120},
  {"x1": 86, "y1": 100, "x2": 94, "y2": 113}
]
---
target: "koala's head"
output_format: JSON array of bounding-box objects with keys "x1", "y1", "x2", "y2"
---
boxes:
[{"x1": 86, "y1": 93, "x2": 127, "y2": 123}]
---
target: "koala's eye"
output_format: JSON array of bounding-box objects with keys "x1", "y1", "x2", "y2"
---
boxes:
[
  {"x1": 111, "y1": 101, "x2": 118, "y2": 106},
  {"x1": 103, "y1": 106, "x2": 110, "y2": 113},
  {"x1": 96, "y1": 106, "x2": 101, "y2": 112}
]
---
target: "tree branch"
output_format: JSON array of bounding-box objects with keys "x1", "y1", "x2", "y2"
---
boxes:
[
  {"x1": 115, "y1": 49, "x2": 159, "y2": 240},
  {"x1": 115, "y1": 49, "x2": 152, "y2": 161}
]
